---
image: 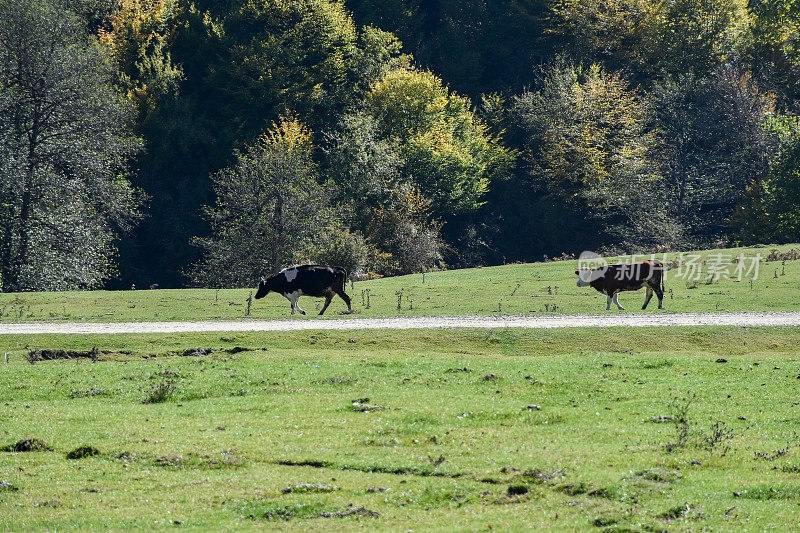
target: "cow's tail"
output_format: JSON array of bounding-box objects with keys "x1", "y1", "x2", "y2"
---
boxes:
[
  {"x1": 337, "y1": 266, "x2": 348, "y2": 285},
  {"x1": 660, "y1": 262, "x2": 665, "y2": 293}
]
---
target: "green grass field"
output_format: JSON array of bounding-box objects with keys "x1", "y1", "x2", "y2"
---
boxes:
[
  {"x1": 3, "y1": 244, "x2": 800, "y2": 531},
  {"x1": 3, "y1": 328, "x2": 800, "y2": 531},
  {"x1": 1, "y1": 244, "x2": 799, "y2": 322}
]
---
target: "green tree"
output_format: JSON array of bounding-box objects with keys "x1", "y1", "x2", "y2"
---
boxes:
[
  {"x1": 106, "y1": 0, "x2": 409, "y2": 287},
  {"x1": 763, "y1": 121, "x2": 800, "y2": 241},
  {"x1": 213, "y1": 0, "x2": 409, "y2": 141},
  {"x1": 323, "y1": 111, "x2": 446, "y2": 275},
  {"x1": 736, "y1": 116, "x2": 800, "y2": 242},
  {"x1": 323, "y1": 69, "x2": 511, "y2": 272},
  {"x1": 513, "y1": 61, "x2": 668, "y2": 247},
  {"x1": 346, "y1": 0, "x2": 557, "y2": 96},
  {"x1": 651, "y1": 65, "x2": 776, "y2": 243},
  {"x1": 366, "y1": 68, "x2": 510, "y2": 216},
  {"x1": 0, "y1": 0, "x2": 142, "y2": 291},
  {"x1": 552, "y1": 0, "x2": 750, "y2": 80},
  {"x1": 98, "y1": 0, "x2": 224, "y2": 288},
  {"x1": 323, "y1": 111, "x2": 402, "y2": 224},
  {"x1": 746, "y1": 0, "x2": 800, "y2": 113},
  {"x1": 189, "y1": 118, "x2": 335, "y2": 287}
]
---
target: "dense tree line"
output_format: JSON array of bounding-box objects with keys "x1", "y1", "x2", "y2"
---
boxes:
[
  {"x1": 0, "y1": 0, "x2": 798, "y2": 290},
  {"x1": 0, "y1": 0, "x2": 141, "y2": 291}
]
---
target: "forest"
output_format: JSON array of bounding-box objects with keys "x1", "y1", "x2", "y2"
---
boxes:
[{"x1": 1, "y1": 0, "x2": 799, "y2": 290}]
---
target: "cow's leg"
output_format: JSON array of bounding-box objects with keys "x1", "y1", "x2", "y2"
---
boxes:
[
  {"x1": 606, "y1": 294, "x2": 613, "y2": 311},
  {"x1": 332, "y1": 280, "x2": 353, "y2": 313},
  {"x1": 282, "y1": 293, "x2": 296, "y2": 315},
  {"x1": 612, "y1": 292, "x2": 625, "y2": 310},
  {"x1": 642, "y1": 286, "x2": 654, "y2": 309},
  {"x1": 319, "y1": 292, "x2": 333, "y2": 315},
  {"x1": 334, "y1": 286, "x2": 352, "y2": 313},
  {"x1": 654, "y1": 284, "x2": 664, "y2": 309},
  {"x1": 285, "y1": 291, "x2": 306, "y2": 315},
  {"x1": 294, "y1": 297, "x2": 306, "y2": 315}
]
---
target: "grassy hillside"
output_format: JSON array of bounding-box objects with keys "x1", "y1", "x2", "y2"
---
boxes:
[
  {"x1": 0, "y1": 244, "x2": 799, "y2": 322},
  {"x1": 3, "y1": 328, "x2": 800, "y2": 531}
]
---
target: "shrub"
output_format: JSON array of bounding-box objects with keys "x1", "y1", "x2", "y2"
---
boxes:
[
  {"x1": 143, "y1": 381, "x2": 175, "y2": 404},
  {"x1": 302, "y1": 224, "x2": 370, "y2": 277},
  {"x1": 66, "y1": 445, "x2": 99, "y2": 459}
]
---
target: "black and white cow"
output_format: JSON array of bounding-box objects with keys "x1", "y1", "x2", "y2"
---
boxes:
[{"x1": 254, "y1": 265, "x2": 352, "y2": 315}]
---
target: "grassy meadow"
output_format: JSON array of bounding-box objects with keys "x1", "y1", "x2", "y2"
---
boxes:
[
  {"x1": 3, "y1": 328, "x2": 800, "y2": 531},
  {"x1": 3, "y1": 244, "x2": 800, "y2": 531},
  {"x1": 0, "y1": 244, "x2": 799, "y2": 322}
]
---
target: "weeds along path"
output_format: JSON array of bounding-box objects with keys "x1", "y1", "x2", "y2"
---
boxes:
[{"x1": 3, "y1": 311, "x2": 800, "y2": 335}]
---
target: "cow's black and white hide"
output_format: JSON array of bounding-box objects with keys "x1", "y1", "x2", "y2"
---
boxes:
[{"x1": 254, "y1": 265, "x2": 352, "y2": 315}]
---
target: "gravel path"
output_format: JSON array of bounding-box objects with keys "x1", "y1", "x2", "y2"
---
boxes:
[{"x1": 3, "y1": 311, "x2": 800, "y2": 335}]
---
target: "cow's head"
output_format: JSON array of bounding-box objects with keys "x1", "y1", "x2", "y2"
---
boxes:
[
  {"x1": 254, "y1": 278, "x2": 269, "y2": 299},
  {"x1": 575, "y1": 267, "x2": 606, "y2": 287}
]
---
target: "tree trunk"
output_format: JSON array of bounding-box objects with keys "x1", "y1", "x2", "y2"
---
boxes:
[
  {"x1": 270, "y1": 193, "x2": 284, "y2": 275},
  {"x1": 8, "y1": 118, "x2": 40, "y2": 292},
  {"x1": 0, "y1": 224, "x2": 13, "y2": 292},
  {"x1": 9, "y1": 173, "x2": 34, "y2": 292},
  {"x1": 675, "y1": 132, "x2": 688, "y2": 226}
]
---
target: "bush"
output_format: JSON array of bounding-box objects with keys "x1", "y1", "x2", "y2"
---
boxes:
[
  {"x1": 302, "y1": 224, "x2": 370, "y2": 278},
  {"x1": 388, "y1": 218, "x2": 445, "y2": 274},
  {"x1": 143, "y1": 381, "x2": 175, "y2": 404},
  {"x1": 364, "y1": 187, "x2": 446, "y2": 275},
  {"x1": 66, "y1": 445, "x2": 99, "y2": 459}
]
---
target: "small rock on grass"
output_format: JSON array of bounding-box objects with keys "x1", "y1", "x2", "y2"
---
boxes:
[
  {"x1": 507, "y1": 485, "x2": 529, "y2": 496},
  {"x1": 0, "y1": 481, "x2": 19, "y2": 492},
  {"x1": 352, "y1": 401, "x2": 385, "y2": 412},
  {"x1": 282, "y1": 483, "x2": 337, "y2": 494}
]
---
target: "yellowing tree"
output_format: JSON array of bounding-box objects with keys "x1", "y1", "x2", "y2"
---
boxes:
[
  {"x1": 366, "y1": 68, "x2": 510, "y2": 215},
  {"x1": 552, "y1": 0, "x2": 751, "y2": 78},
  {"x1": 514, "y1": 60, "x2": 668, "y2": 246},
  {"x1": 190, "y1": 117, "x2": 337, "y2": 287},
  {"x1": 98, "y1": 0, "x2": 183, "y2": 114}
]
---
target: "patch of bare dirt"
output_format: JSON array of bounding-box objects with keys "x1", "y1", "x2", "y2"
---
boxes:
[
  {"x1": 26, "y1": 348, "x2": 99, "y2": 363},
  {"x1": 0, "y1": 438, "x2": 52, "y2": 452}
]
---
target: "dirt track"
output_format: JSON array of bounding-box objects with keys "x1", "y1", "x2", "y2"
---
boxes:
[{"x1": 3, "y1": 311, "x2": 800, "y2": 335}]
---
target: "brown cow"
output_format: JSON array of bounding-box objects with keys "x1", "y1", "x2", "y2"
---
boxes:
[{"x1": 575, "y1": 260, "x2": 665, "y2": 310}]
